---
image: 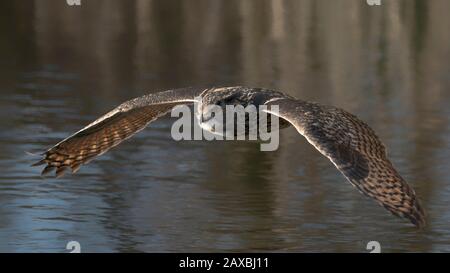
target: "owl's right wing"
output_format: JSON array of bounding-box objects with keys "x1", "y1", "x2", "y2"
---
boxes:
[{"x1": 32, "y1": 87, "x2": 206, "y2": 177}]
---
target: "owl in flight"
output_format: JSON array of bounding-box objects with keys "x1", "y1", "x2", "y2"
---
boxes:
[{"x1": 32, "y1": 86, "x2": 426, "y2": 228}]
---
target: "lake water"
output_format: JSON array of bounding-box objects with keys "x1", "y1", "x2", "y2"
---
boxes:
[{"x1": 0, "y1": 0, "x2": 449, "y2": 252}]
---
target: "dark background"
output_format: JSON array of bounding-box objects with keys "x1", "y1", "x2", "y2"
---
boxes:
[{"x1": 0, "y1": 0, "x2": 449, "y2": 252}]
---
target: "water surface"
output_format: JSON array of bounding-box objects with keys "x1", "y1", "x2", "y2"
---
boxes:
[{"x1": 0, "y1": 0, "x2": 449, "y2": 252}]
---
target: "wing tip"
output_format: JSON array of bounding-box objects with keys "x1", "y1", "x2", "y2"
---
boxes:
[
  {"x1": 31, "y1": 151, "x2": 75, "y2": 179},
  {"x1": 388, "y1": 195, "x2": 427, "y2": 229},
  {"x1": 31, "y1": 158, "x2": 47, "y2": 167},
  {"x1": 408, "y1": 199, "x2": 427, "y2": 229}
]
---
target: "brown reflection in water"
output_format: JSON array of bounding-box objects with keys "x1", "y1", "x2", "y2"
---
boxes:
[{"x1": 0, "y1": 0, "x2": 449, "y2": 252}]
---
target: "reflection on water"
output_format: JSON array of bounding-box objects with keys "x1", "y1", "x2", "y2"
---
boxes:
[{"x1": 0, "y1": 0, "x2": 449, "y2": 252}]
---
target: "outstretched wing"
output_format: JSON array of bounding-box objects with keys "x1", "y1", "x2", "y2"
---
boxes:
[
  {"x1": 264, "y1": 98, "x2": 426, "y2": 228},
  {"x1": 32, "y1": 87, "x2": 205, "y2": 177}
]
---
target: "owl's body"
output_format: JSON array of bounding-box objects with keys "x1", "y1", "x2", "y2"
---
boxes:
[{"x1": 32, "y1": 86, "x2": 426, "y2": 228}]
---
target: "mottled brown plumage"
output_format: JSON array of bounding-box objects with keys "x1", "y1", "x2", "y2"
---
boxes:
[
  {"x1": 264, "y1": 98, "x2": 426, "y2": 228},
  {"x1": 32, "y1": 87, "x2": 203, "y2": 178},
  {"x1": 32, "y1": 86, "x2": 426, "y2": 227}
]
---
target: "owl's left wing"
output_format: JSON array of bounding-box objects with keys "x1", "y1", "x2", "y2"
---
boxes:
[{"x1": 264, "y1": 98, "x2": 426, "y2": 228}]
